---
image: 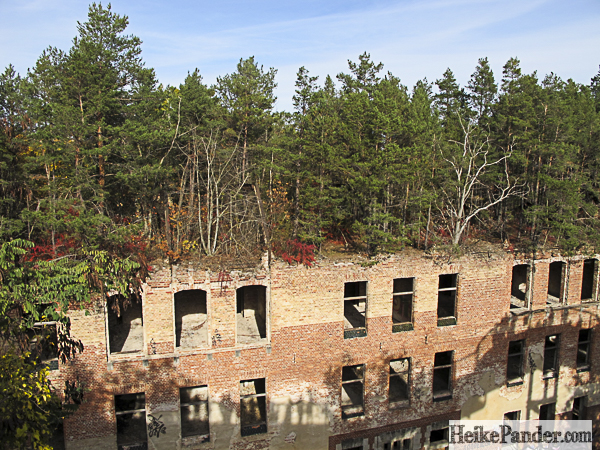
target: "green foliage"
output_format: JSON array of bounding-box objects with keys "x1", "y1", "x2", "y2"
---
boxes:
[{"x1": 0, "y1": 352, "x2": 60, "y2": 450}]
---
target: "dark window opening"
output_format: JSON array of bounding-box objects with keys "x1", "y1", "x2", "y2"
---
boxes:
[
  {"x1": 511, "y1": 264, "x2": 530, "y2": 309},
  {"x1": 48, "y1": 421, "x2": 65, "y2": 450},
  {"x1": 175, "y1": 290, "x2": 207, "y2": 348},
  {"x1": 108, "y1": 295, "x2": 144, "y2": 354},
  {"x1": 503, "y1": 411, "x2": 521, "y2": 421},
  {"x1": 115, "y1": 393, "x2": 147, "y2": 450},
  {"x1": 389, "y1": 358, "x2": 410, "y2": 406},
  {"x1": 344, "y1": 281, "x2": 367, "y2": 339},
  {"x1": 547, "y1": 262, "x2": 566, "y2": 304},
  {"x1": 543, "y1": 334, "x2": 560, "y2": 379},
  {"x1": 581, "y1": 259, "x2": 598, "y2": 301},
  {"x1": 29, "y1": 322, "x2": 59, "y2": 369},
  {"x1": 383, "y1": 439, "x2": 411, "y2": 450},
  {"x1": 180, "y1": 386, "x2": 209, "y2": 439},
  {"x1": 577, "y1": 329, "x2": 591, "y2": 371},
  {"x1": 341, "y1": 438, "x2": 364, "y2": 450},
  {"x1": 539, "y1": 402, "x2": 555, "y2": 421},
  {"x1": 572, "y1": 397, "x2": 586, "y2": 420},
  {"x1": 433, "y1": 351, "x2": 453, "y2": 400},
  {"x1": 240, "y1": 378, "x2": 267, "y2": 437},
  {"x1": 392, "y1": 278, "x2": 414, "y2": 332},
  {"x1": 342, "y1": 364, "x2": 364, "y2": 419},
  {"x1": 430, "y1": 422, "x2": 449, "y2": 445},
  {"x1": 236, "y1": 286, "x2": 267, "y2": 344},
  {"x1": 507, "y1": 340, "x2": 525, "y2": 385},
  {"x1": 437, "y1": 274, "x2": 457, "y2": 326}
]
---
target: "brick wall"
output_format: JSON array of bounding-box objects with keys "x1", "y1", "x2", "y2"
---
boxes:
[{"x1": 51, "y1": 250, "x2": 600, "y2": 449}]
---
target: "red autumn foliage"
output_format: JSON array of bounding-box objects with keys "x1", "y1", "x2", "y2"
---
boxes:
[{"x1": 274, "y1": 239, "x2": 316, "y2": 267}]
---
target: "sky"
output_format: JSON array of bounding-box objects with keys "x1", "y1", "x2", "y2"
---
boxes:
[{"x1": 1, "y1": 0, "x2": 600, "y2": 111}]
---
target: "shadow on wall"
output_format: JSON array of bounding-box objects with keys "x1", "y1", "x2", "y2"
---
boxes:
[{"x1": 62, "y1": 289, "x2": 600, "y2": 449}]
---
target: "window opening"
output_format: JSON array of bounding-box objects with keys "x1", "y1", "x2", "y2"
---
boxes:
[
  {"x1": 29, "y1": 321, "x2": 59, "y2": 370},
  {"x1": 236, "y1": 286, "x2": 267, "y2": 344},
  {"x1": 341, "y1": 438, "x2": 364, "y2": 450},
  {"x1": 547, "y1": 262, "x2": 566, "y2": 304},
  {"x1": 437, "y1": 274, "x2": 457, "y2": 326},
  {"x1": 430, "y1": 421, "x2": 449, "y2": 447},
  {"x1": 180, "y1": 386, "x2": 209, "y2": 440},
  {"x1": 538, "y1": 402, "x2": 555, "y2": 421},
  {"x1": 383, "y1": 439, "x2": 411, "y2": 450},
  {"x1": 115, "y1": 393, "x2": 147, "y2": 450},
  {"x1": 572, "y1": 397, "x2": 586, "y2": 420},
  {"x1": 341, "y1": 364, "x2": 365, "y2": 419},
  {"x1": 389, "y1": 358, "x2": 410, "y2": 406},
  {"x1": 107, "y1": 295, "x2": 144, "y2": 354},
  {"x1": 581, "y1": 259, "x2": 598, "y2": 302},
  {"x1": 433, "y1": 351, "x2": 453, "y2": 401},
  {"x1": 511, "y1": 264, "x2": 530, "y2": 309},
  {"x1": 503, "y1": 411, "x2": 521, "y2": 422},
  {"x1": 344, "y1": 281, "x2": 367, "y2": 339},
  {"x1": 48, "y1": 421, "x2": 65, "y2": 450},
  {"x1": 577, "y1": 329, "x2": 591, "y2": 371},
  {"x1": 240, "y1": 378, "x2": 267, "y2": 437},
  {"x1": 543, "y1": 334, "x2": 560, "y2": 379},
  {"x1": 175, "y1": 290, "x2": 207, "y2": 348},
  {"x1": 392, "y1": 278, "x2": 414, "y2": 332},
  {"x1": 507, "y1": 340, "x2": 525, "y2": 385}
]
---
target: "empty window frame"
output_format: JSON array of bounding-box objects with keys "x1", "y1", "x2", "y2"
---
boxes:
[
  {"x1": 543, "y1": 334, "x2": 560, "y2": 379},
  {"x1": 507, "y1": 340, "x2": 525, "y2": 385},
  {"x1": 236, "y1": 286, "x2": 267, "y2": 344},
  {"x1": 503, "y1": 410, "x2": 521, "y2": 422},
  {"x1": 344, "y1": 281, "x2": 367, "y2": 339},
  {"x1": 572, "y1": 396, "x2": 586, "y2": 420},
  {"x1": 429, "y1": 421, "x2": 449, "y2": 447},
  {"x1": 432, "y1": 351, "x2": 453, "y2": 401},
  {"x1": 539, "y1": 402, "x2": 555, "y2": 421},
  {"x1": 389, "y1": 358, "x2": 410, "y2": 406},
  {"x1": 107, "y1": 295, "x2": 144, "y2": 354},
  {"x1": 547, "y1": 261, "x2": 566, "y2": 304},
  {"x1": 175, "y1": 290, "x2": 208, "y2": 348},
  {"x1": 383, "y1": 439, "x2": 411, "y2": 450},
  {"x1": 437, "y1": 274, "x2": 457, "y2": 326},
  {"x1": 180, "y1": 386, "x2": 209, "y2": 440},
  {"x1": 48, "y1": 421, "x2": 65, "y2": 450},
  {"x1": 577, "y1": 329, "x2": 591, "y2": 371},
  {"x1": 376, "y1": 428, "x2": 417, "y2": 450},
  {"x1": 240, "y1": 378, "x2": 267, "y2": 437},
  {"x1": 341, "y1": 364, "x2": 365, "y2": 419},
  {"x1": 115, "y1": 393, "x2": 147, "y2": 450},
  {"x1": 511, "y1": 264, "x2": 531, "y2": 309},
  {"x1": 581, "y1": 259, "x2": 598, "y2": 302},
  {"x1": 341, "y1": 438, "x2": 365, "y2": 450},
  {"x1": 392, "y1": 278, "x2": 414, "y2": 332},
  {"x1": 29, "y1": 321, "x2": 59, "y2": 370}
]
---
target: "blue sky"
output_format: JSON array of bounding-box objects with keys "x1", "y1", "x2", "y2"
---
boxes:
[{"x1": 1, "y1": 0, "x2": 599, "y2": 111}]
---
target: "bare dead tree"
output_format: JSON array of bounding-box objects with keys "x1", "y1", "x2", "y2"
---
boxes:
[{"x1": 438, "y1": 116, "x2": 524, "y2": 245}]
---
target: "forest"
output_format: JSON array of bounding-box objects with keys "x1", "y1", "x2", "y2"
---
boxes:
[{"x1": 2, "y1": 4, "x2": 600, "y2": 267}]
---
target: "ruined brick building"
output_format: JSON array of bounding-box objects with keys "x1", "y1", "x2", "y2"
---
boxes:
[{"x1": 47, "y1": 248, "x2": 600, "y2": 449}]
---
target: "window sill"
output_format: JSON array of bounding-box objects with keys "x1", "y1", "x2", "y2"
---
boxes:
[
  {"x1": 576, "y1": 366, "x2": 590, "y2": 374},
  {"x1": 392, "y1": 323, "x2": 414, "y2": 333},
  {"x1": 506, "y1": 378, "x2": 524, "y2": 387},
  {"x1": 542, "y1": 373, "x2": 558, "y2": 380},
  {"x1": 389, "y1": 399, "x2": 410, "y2": 410},
  {"x1": 344, "y1": 328, "x2": 367, "y2": 339},
  {"x1": 437, "y1": 317, "x2": 456, "y2": 327},
  {"x1": 241, "y1": 422, "x2": 267, "y2": 437},
  {"x1": 432, "y1": 392, "x2": 452, "y2": 402}
]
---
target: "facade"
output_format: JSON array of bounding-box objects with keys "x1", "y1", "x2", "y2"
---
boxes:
[{"x1": 48, "y1": 248, "x2": 600, "y2": 449}]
